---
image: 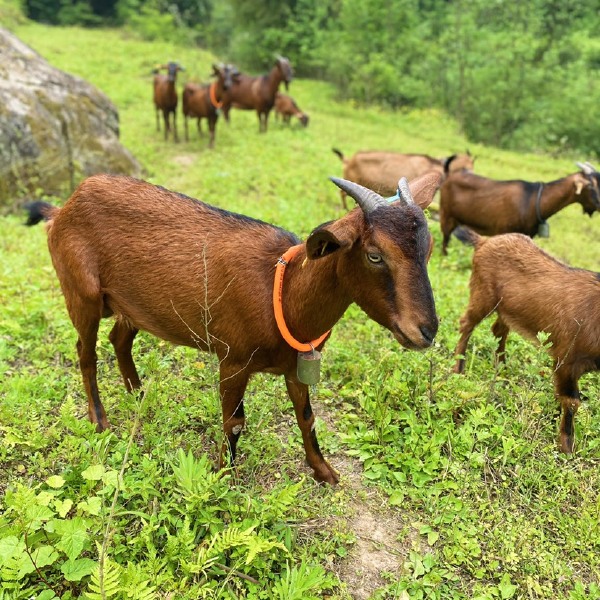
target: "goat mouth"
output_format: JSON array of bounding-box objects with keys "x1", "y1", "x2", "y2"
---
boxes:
[{"x1": 393, "y1": 324, "x2": 432, "y2": 350}]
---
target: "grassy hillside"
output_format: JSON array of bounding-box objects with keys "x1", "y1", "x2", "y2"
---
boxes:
[{"x1": 1, "y1": 24, "x2": 599, "y2": 599}]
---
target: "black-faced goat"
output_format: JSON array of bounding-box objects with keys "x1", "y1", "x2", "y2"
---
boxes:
[
  {"x1": 182, "y1": 64, "x2": 239, "y2": 149},
  {"x1": 25, "y1": 172, "x2": 441, "y2": 484},
  {"x1": 453, "y1": 227, "x2": 600, "y2": 454},
  {"x1": 153, "y1": 61, "x2": 185, "y2": 142},
  {"x1": 439, "y1": 162, "x2": 600, "y2": 255},
  {"x1": 221, "y1": 56, "x2": 293, "y2": 133}
]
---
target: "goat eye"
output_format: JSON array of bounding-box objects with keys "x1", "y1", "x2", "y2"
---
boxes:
[{"x1": 367, "y1": 252, "x2": 383, "y2": 264}]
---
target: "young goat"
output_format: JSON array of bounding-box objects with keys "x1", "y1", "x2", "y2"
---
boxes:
[
  {"x1": 332, "y1": 148, "x2": 474, "y2": 210},
  {"x1": 182, "y1": 64, "x2": 239, "y2": 149},
  {"x1": 274, "y1": 92, "x2": 309, "y2": 127},
  {"x1": 453, "y1": 227, "x2": 600, "y2": 454},
  {"x1": 439, "y1": 162, "x2": 600, "y2": 255},
  {"x1": 153, "y1": 61, "x2": 185, "y2": 142},
  {"x1": 26, "y1": 172, "x2": 441, "y2": 485},
  {"x1": 221, "y1": 56, "x2": 293, "y2": 133}
]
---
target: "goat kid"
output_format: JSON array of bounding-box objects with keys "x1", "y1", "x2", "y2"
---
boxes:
[
  {"x1": 332, "y1": 148, "x2": 474, "y2": 210},
  {"x1": 182, "y1": 64, "x2": 239, "y2": 149},
  {"x1": 26, "y1": 172, "x2": 441, "y2": 485},
  {"x1": 453, "y1": 227, "x2": 600, "y2": 454},
  {"x1": 274, "y1": 92, "x2": 309, "y2": 127},
  {"x1": 439, "y1": 162, "x2": 600, "y2": 255},
  {"x1": 221, "y1": 56, "x2": 293, "y2": 133},
  {"x1": 153, "y1": 61, "x2": 185, "y2": 142}
]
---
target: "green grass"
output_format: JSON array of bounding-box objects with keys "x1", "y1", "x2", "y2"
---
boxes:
[{"x1": 1, "y1": 23, "x2": 599, "y2": 600}]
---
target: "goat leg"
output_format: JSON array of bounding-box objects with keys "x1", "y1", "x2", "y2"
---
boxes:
[
  {"x1": 491, "y1": 317, "x2": 509, "y2": 364},
  {"x1": 554, "y1": 368, "x2": 581, "y2": 453},
  {"x1": 109, "y1": 321, "x2": 141, "y2": 392},
  {"x1": 76, "y1": 332, "x2": 108, "y2": 432},
  {"x1": 286, "y1": 378, "x2": 340, "y2": 485},
  {"x1": 218, "y1": 367, "x2": 249, "y2": 470}
]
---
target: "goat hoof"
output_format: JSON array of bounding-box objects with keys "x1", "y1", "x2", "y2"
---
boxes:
[
  {"x1": 559, "y1": 434, "x2": 574, "y2": 454},
  {"x1": 313, "y1": 463, "x2": 340, "y2": 485}
]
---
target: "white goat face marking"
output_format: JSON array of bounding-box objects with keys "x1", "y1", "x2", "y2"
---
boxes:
[{"x1": 232, "y1": 424, "x2": 243, "y2": 435}]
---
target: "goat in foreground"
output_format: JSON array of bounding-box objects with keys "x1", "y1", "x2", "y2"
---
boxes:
[
  {"x1": 221, "y1": 56, "x2": 293, "y2": 133},
  {"x1": 153, "y1": 61, "x2": 185, "y2": 142},
  {"x1": 25, "y1": 172, "x2": 441, "y2": 484},
  {"x1": 439, "y1": 162, "x2": 600, "y2": 255},
  {"x1": 332, "y1": 148, "x2": 474, "y2": 210},
  {"x1": 453, "y1": 227, "x2": 600, "y2": 454},
  {"x1": 274, "y1": 92, "x2": 309, "y2": 127},
  {"x1": 182, "y1": 64, "x2": 239, "y2": 149}
]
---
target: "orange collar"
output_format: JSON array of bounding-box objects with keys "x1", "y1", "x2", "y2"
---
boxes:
[
  {"x1": 273, "y1": 244, "x2": 330, "y2": 352},
  {"x1": 209, "y1": 82, "x2": 222, "y2": 108}
]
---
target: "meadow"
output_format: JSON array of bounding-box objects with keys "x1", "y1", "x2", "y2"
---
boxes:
[{"x1": 1, "y1": 23, "x2": 599, "y2": 600}]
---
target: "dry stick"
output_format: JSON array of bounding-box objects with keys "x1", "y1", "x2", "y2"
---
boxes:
[
  {"x1": 214, "y1": 562, "x2": 259, "y2": 585},
  {"x1": 23, "y1": 526, "x2": 61, "y2": 596},
  {"x1": 97, "y1": 387, "x2": 146, "y2": 599}
]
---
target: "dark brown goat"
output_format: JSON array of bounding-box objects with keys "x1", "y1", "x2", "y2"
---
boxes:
[
  {"x1": 453, "y1": 227, "x2": 600, "y2": 454},
  {"x1": 221, "y1": 57, "x2": 293, "y2": 133},
  {"x1": 439, "y1": 162, "x2": 600, "y2": 255},
  {"x1": 332, "y1": 149, "x2": 474, "y2": 210},
  {"x1": 274, "y1": 92, "x2": 309, "y2": 127},
  {"x1": 153, "y1": 61, "x2": 184, "y2": 142},
  {"x1": 182, "y1": 64, "x2": 239, "y2": 149},
  {"x1": 26, "y1": 172, "x2": 441, "y2": 485}
]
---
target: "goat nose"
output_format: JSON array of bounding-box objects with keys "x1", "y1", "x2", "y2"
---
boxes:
[{"x1": 419, "y1": 324, "x2": 436, "y2": 345}]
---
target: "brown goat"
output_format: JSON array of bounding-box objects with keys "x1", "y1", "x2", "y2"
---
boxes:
[
  {"x1": 153, "y1": 61, "x2": 184, "y2": 142},
  {"x1": 453, "y1": 227, "x2": 600, "y2": 454},
  {"x1": 221, "y1": 57, "x2": 293, "y2": 133},
  {"x1": 274, "y1": 92, "x2": 309, "y2": 127},
  {"x1": 25, "y1": 172, "x2": 441, "y2": 485},
  {"x1": 182, "y1": 64, "x2": 239, "y2": 149},
  {"x1": 332, "y1": 148, "x2": 474, "y2": 210},
  {"x1": 439, "y1": 162, "x2": 600, "y2": 255}
]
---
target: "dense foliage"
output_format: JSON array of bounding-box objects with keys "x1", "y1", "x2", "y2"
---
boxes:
[{"x1": 13, "y1": 0, "x2": 600, "y2": 157}]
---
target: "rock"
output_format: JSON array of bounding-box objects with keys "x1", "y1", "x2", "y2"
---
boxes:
[{"x1": 0, "y1": 28, "x2": 141, "y2": 209}]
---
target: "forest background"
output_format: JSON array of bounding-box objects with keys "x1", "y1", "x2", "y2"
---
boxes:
[{"x1": 17, "y1": 0, "x2": 600, "y2": 159}]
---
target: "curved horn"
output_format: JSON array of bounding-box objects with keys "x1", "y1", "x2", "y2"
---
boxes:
[
  {"x1": 397, "y1": 177, "x2": 414, "y2": 204},
  {"x1": 329, "y1": 177, "x2": 386, "y2": 214},
  {"x1": 585, "y1": 161, "x2": 597, "y2": 173},
  {"x1": 576, "y1": 161, "x2": 595, "y2": 175}
]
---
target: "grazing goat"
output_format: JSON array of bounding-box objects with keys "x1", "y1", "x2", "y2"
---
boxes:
[
  {"x1": 332, "y1": 148, "x2": 474, "y2": 210},
  {"x1": 274, "y1": 92, "x2": 309, "y2": 127},
  {"x1": 439, "y1": 162, "x2": 600, "y2": 255},
  {"x1": 182, "y1": 64, "x2": 239, "y2": 149},
  {"x1": 221, "y1": 56, "x2": 293, "y2": 133},
  {"x1": 453, "y1": 227, "x2": 600, "y2": 454},
  {"x1": 153, "y1": 61, "x2": 185, "y2": 142},
  {"x1": 25, "y1": 171, "x2": 441, "y2": 485}
]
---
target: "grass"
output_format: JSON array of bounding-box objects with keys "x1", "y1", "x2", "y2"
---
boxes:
[{"x1": 1, "y1": 23, "x2": 599, "y2": 600}]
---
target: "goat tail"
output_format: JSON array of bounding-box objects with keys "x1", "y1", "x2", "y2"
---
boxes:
[
  {"x1": 24, "y1": 200, "x2": 58, "y2": 226},
  {"x1": 332, "y1": 148, "x2": 344, "y2": 162},
  {"x1": 452, "y1": 226, "x2": 482, "y2": 248}
]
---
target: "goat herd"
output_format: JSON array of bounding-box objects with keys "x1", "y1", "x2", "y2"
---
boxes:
[
  {"x1": 152, "y1": 57, "x2": 308, "y2": 149},
  {"x1": 24, "y1": 56, "x2": 600, "y2": 484}
]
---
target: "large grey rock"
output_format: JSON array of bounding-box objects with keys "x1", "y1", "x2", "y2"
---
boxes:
[{"x1": 0, "y1": 28, "x2": 141, "y2": 209}]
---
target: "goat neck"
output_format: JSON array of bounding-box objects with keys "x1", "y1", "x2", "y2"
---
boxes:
[{"x1": 535, "y1": 173, "x2": 591, "y2": 221}]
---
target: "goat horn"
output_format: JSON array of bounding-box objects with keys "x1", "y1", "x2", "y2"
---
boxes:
[
  {"x1": 397, "y1": 177, "x2": 414, "y2": 204},
  {"x1": 585, "y1": 161, "x2": 597, "y2": 172},
  {"x1": 329, "y1": 177, "x2": 386, "y2": 214},
  {"x1": 576, "y1": 161, "x2": 595, "y2": 175}
]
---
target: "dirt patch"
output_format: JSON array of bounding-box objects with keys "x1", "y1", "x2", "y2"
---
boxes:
[
  {"x1": 332, "y1": 453, "x2": 413, "y2": 600},
  {"x1": 313, "y1": 404, "x2": 415, "y2": 599}
]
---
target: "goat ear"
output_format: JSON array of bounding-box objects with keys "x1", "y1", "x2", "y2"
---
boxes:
[
  {"x1": 306, "y1": 223, "x2": 354, "y2": 260},
  {"x1": 408, "y1": 171, "x2": 443, "y2": 209}
]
